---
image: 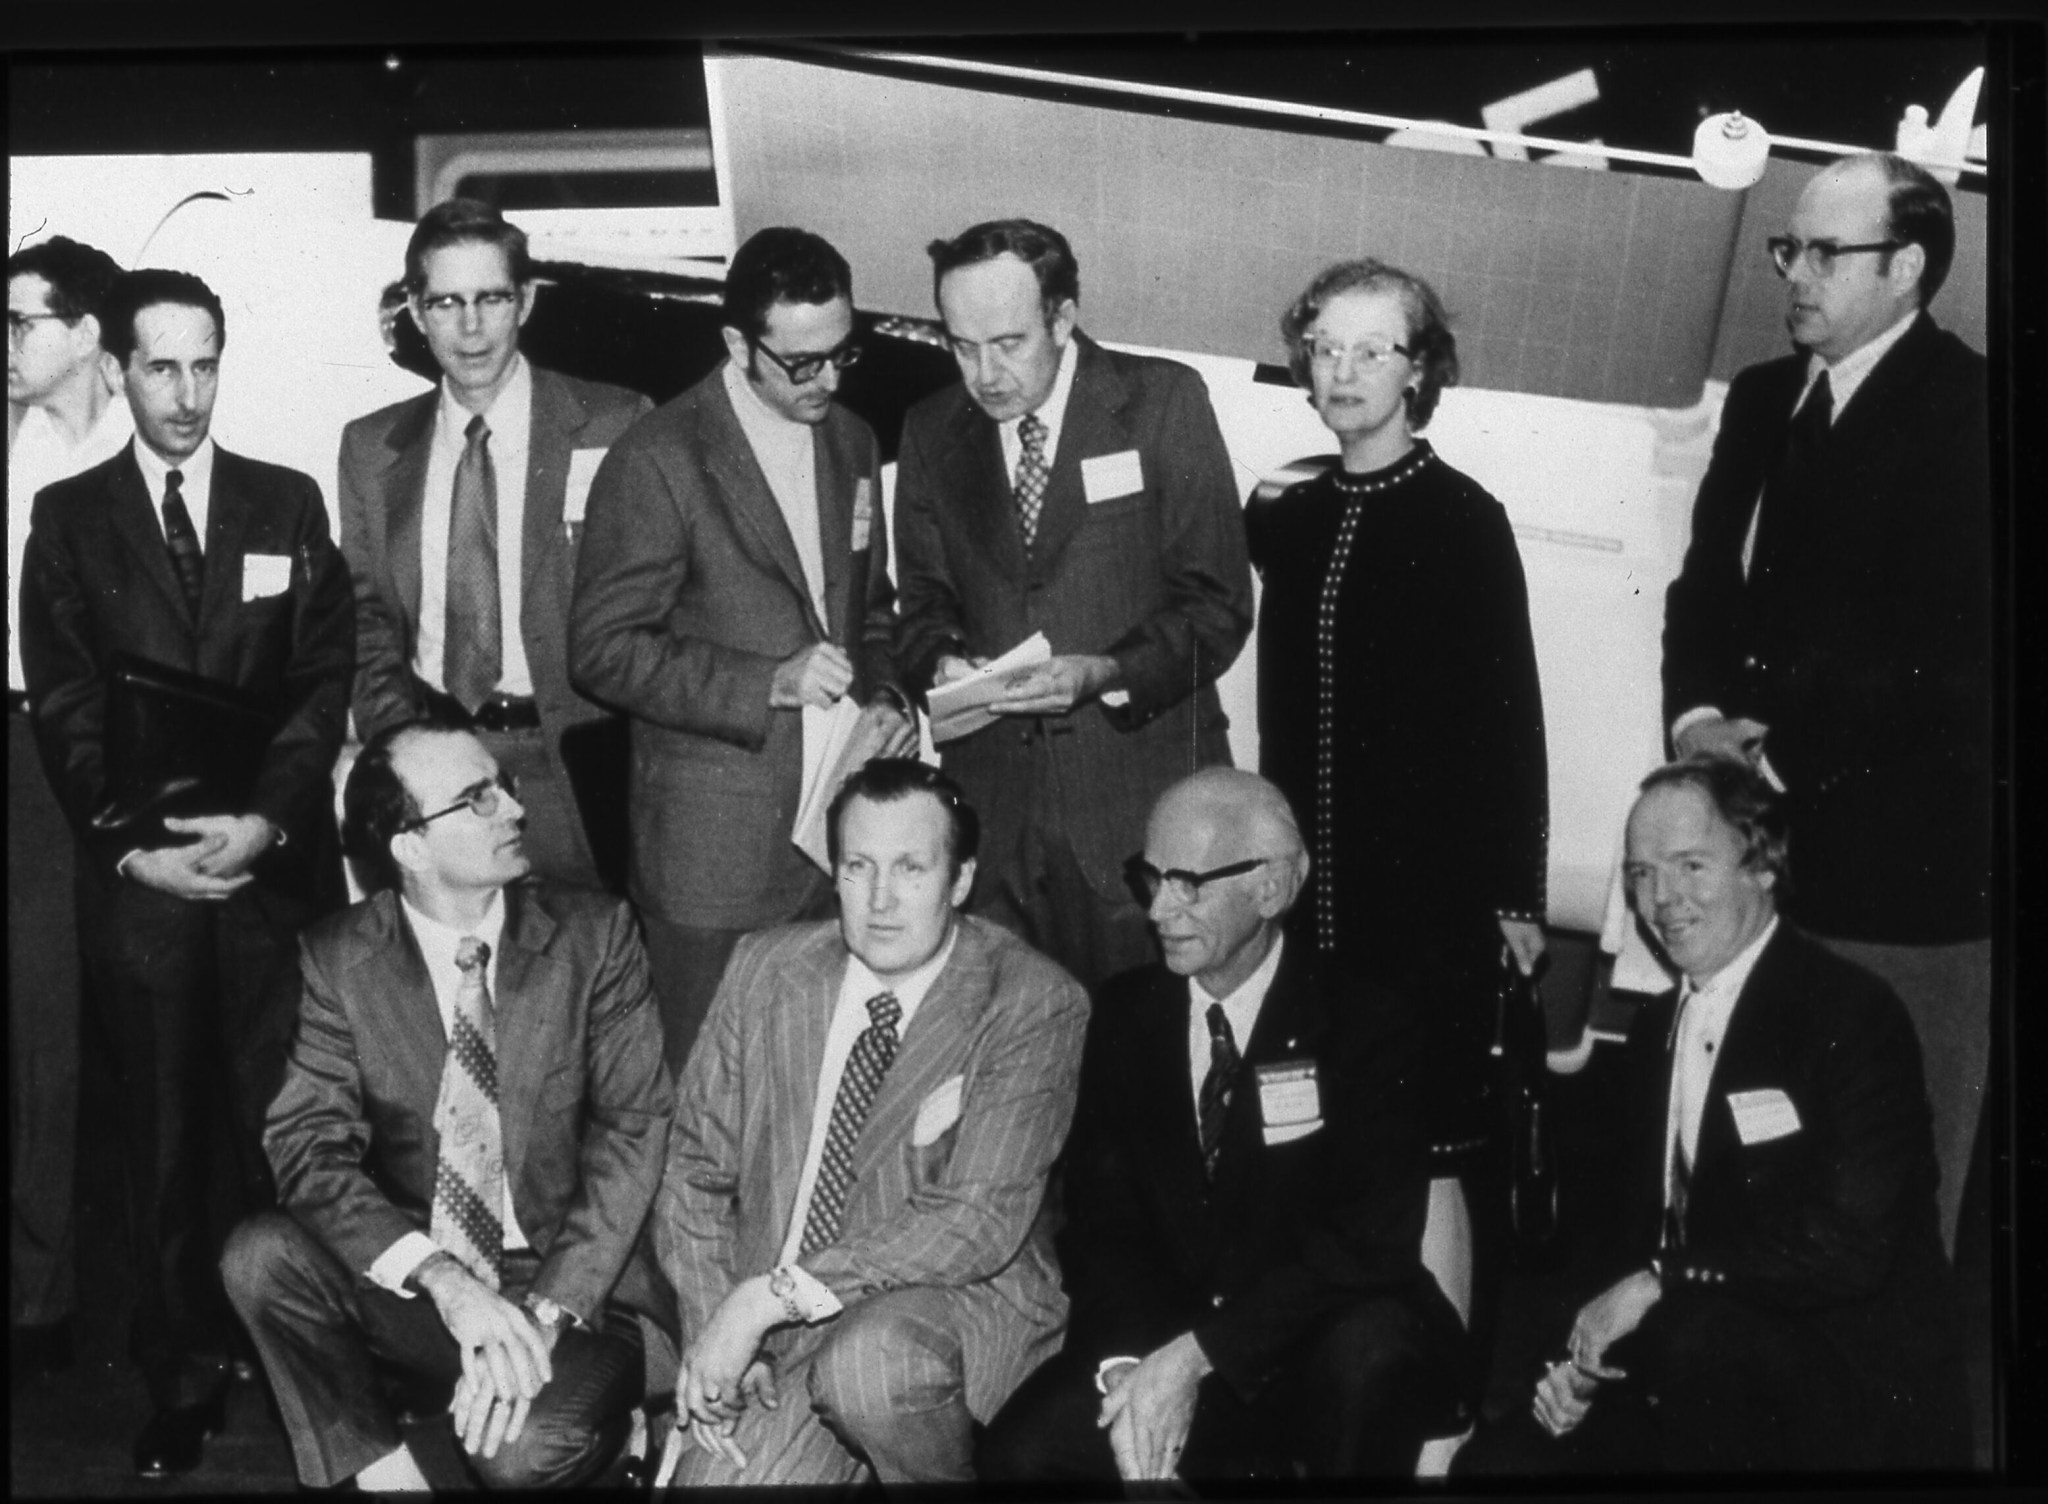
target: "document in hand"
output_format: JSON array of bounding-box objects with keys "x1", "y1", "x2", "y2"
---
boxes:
[
  {"x1": 792, "y1": 695, "x2": 899, "y2": 873},
  {"x1": 924, "y1": 632, "x2": 1052, "y2": 746}
]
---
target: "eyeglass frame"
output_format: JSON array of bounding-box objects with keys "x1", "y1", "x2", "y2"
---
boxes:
[
  {"x1": 412, "y1": 288, "x2": 524, "y2": 322},
  {"x1": 402, "y1": 769, "x2": 520, "y2": 832},
  {"x1": 1764, "y1": 235, "x2": 1904, "y2": 279},
  {"x1": 7, "y1": 310, "x2": 72, "y2": 344},
  {"x1": 1124, "y1": 853, "x2": 1278, "y2": 908},
  {"x1": 1304, "y1": 336, "x2": 1413, "y2": 370},
  {"x1": 746, "y1": 332, "x2": 864, "y2": 386}
]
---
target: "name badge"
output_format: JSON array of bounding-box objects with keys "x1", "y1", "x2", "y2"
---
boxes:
[
  {"x1": 1256, "y1": 1059, "x2": 1322, "y2": 1145},
  {"x1": 242, "y1": 552, "x2": 292, "y2": 601},
  {"x1": 1727, "y1": 1087, "x2": 1802, "y2": 1146},
  {"x1": 564, "y1": 448, "x2": 608, "y2": 524},
  {"x1": 1081, "y1": 449, "x2": 1144, "y2": 504},
  {"x1": 851, "y1": 477, "x2": 875, "y2": 553}
]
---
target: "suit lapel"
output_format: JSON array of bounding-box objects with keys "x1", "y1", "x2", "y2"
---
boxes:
[
  {"x1": 1125, "y1": 969, "x2": 1212, "y2": 1259},
  {"x1": 1028, "y1": 336, "x2": 1131, "y2": 582},
  {"x1": 763, "y1": 930, "x2": 844, "y2": 1251},
  {"x1": 813, "y1": 415, "x2": 857, "y2": 648},
  {"x1": 351, "y1": 893, "x2": 451, "y2": 1124},
  {"x1": 938, "y1": 398, "x2": 1028, "y2": 585},
  {"x1": 521, "y1": 369, "x2": 578, "y2": 618},
  {"x1": 105, "y1": 448, "x2": 194, "y2": 629},
  {"x1": 1210, "y1": 944, "x2": 1324, "y2": 1197},
  {"x1": 383, "y1": 393, "x2": 437, "y2": 631},
  {"x1": 703, "y1": 371, "x2": 827, "y2": 638},
  {"x1": 1690, "y1": 931, "x2": 1792, "y2": 1198},
  {"x1": 492, "y1": 884, "x2": 561, "y2": 1206},
  {"x1": 856, "y1": 925, "x2": 986, "y2": 1180},
  {"x1": 197, "y1": 450, "x2": 254, "y2": 645}
]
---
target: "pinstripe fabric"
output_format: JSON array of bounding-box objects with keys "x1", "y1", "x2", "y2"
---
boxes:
[{"x1": 656, "y1": 914, "x2": 1088, "y2": 1450}]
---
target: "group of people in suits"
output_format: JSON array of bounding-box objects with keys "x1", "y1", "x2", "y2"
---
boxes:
[{"x1": 6, "y1": 139, "x2": 1991, "y2": 1490}]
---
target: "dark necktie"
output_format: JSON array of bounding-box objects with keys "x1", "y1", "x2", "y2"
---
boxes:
[
  {"x1": 1198, "y1": 1003, "x2": 1240, "y2": 1178},
  {"x1": 431, "y1": 938, "x2": 505, "y2": 1289},
  {"x1": 1748, "y1": 369, "x2": 1833, "y2": 585},
  {"x1": 160, "y1": 468, "x2": 205, "y2": 618},
  {"x1": 799, "y1": 991, "x2": 903, "y2": 1256},
  {"x1": 1013, "y1": 412, "x2": 1050, "y2": 550},
  {"x1": 444, "y1": 415, "x2": 502, "y2": 714}
]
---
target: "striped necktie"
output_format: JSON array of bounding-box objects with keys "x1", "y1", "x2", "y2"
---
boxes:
[
  {"x1": 1198, "y1": 1003, "x2": 1240, "y2": 1178},
  {"x1": 160, "y1": 468, "x2": 205, "y2": 618},
  {"x1": 431, "y1": 936, "x2": 506, "y2": 1288},
  {"x1": 799, "y1": 991, "x2": 903, "y2": 1257},
  {"x1": 1013, "y1": 412, "x2": 1050, "y2": 549}
]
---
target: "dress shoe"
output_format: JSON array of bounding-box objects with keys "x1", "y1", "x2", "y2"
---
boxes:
[
  {"x1": 132, "y1": 1393, "x2": 226, "y2": 1479},
  {"x1": 10, "y1": 1317, "x2": 74, "y2": 1376}
]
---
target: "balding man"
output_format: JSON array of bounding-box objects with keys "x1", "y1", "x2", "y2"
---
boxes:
[
  {"x1": 978, "y1": 770, "x2": 1465, "y2": 1484},
  {"x1": 1662, "y1": 152, "x2": 1990, "y2": 1253}
]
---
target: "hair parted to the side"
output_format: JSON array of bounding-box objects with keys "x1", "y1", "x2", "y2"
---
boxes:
[
  {"x1": 722, "y1": 227, "x2": 855, "y2": 342},
  {"x1": 404, "y1": 198, "x2": 532, "y2": 293},
  {"x1": 1638, "y1": 753, "x2": 1792, "y2": 889},
  {"x1": 926, "y1": 218, "x2": 1079, "y2": 324},
  {"x1": 8, "y1": 236, "x2": 124, "y2": 326},
  {"x1": 341, "y1": 712, "x2": 474, "y2": 893},
  {"x1": 825, "y1": 757, "x2": 981, "y2": 877},
  {"x1": 101, "y1": 268, "x2": 227, "y2": 366}
]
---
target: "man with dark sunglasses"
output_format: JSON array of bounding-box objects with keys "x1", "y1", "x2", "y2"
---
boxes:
[
  {"x1": 571, "y1": 227, "x2": 913, "y2": 1075},
  {"x1": 223, "y1": 715, "x2": 673, "y2": 1491},
  {"x1": 979, "y1": 768, "x2": 1465, "y2": 1484},
  {"x1": 1661, "y1": 151, "x2": 1990, "y2": 1260}
]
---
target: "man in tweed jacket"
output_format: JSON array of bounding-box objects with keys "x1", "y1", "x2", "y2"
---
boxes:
[{"x1": 654, "y1": 759, "x2": 1087, "y2": 1487}]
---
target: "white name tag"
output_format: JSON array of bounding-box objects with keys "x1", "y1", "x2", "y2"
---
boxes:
[
  {"x1": 564, "y1": 448, "x2": 608, "y2": 524},
  {"x1": 1256, "y1": 1059, "x2": 1322, "y2": 1145},
  {"x1": 1081, "y1": 449, "x2": 1144, "y2": 504},
  {"x1": 912, "y1": 1074, "x2": 965, "y2": 1146},
  {"x1": 1727, "y1": 1087, "x2": 1803, "y2": 1146},
  {"x1": 851, "y1": 477, "x2": 875, "y2": 553},
  {"x1": 241, "y1": 552, "x2": 291, "y2": 601}
]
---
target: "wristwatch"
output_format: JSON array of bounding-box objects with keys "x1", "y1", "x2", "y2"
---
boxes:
[
  {"x1": 523, "y1": 1295, "x2": 570, "y2": 1332},
  {"x1": 768, "y1": 1266, "x2": 806, "y2": 1325}
]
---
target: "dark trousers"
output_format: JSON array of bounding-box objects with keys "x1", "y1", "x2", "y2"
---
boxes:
[
  {"x1": 222, "y1": 1212, "x2": 645, "y2": 1489},
  {"x1": 977, "y1": 1293, "x2": 1464, "y2": 1484},
  {"x1": 1456, "y1": 1286, "x2": 1969, "y2": 1476},
  {"x1": 77, "y1": 856, "x2": 308, "y2": 1407},
  {"x1": 9, "y1": 708, "x2": 81, "y2": 1326}
]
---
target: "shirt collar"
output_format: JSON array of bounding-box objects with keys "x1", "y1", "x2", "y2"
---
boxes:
[
  {"x1": 1007, "y1": 333, "x2": 1080, "y2": 444},
  {"x1": 131, "y1": 431, "x2": 215, "y2": 500},
  {"x1": 1682, "y1": 913, "x2": 1779, "y2": 1006},
  {"x1": 437, "y1": 353, "x2": 530, "y2": 439},
  {"x1": 1190, "y1": 930, "x2": 1286, "y2": 1039},
  {"x1": 400, "y1": 888, "x2": 507, "y2": 972},
  {"x1": 844, "y1": 923, "x2": 961, "y2": 1034},
  {"x1": 723, "y1": 355, "x2": 817, "y2": 442},
  {"x1": 1805, "y1": 307, "x2": 1919, "y2": 404}
]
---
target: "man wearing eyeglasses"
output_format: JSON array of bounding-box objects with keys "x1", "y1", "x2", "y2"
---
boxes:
[
  {"x1": 340, "y1": 198, "x2": 652, "y2": 893},
  {"x1": 980, "y1": 768, "x2": 1465, "y2": 1484},
  {"x1": 1661, "y1": 152, "x2": 1991, "y2": 1259},
  {"x1": 8, "y1": 235, "x2": 131, "y2": 1380},
  {"x1": 19, "y1": 268, "x2": 355, "y2": 1475},
  {"x1": 894, "y1": 219, "x2": 1253, "y2": 996},
  {"x1": 571, "y1": 228, "x2": 913, "y2": 1075},
  {"x1": 223, "y1": 716, "x2": 674, "y2": 1491}
]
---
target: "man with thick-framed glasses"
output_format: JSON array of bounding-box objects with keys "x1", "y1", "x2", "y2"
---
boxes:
[
  {"x1": 339, "y1": 198, "x2": 652, "y2": 894},
  {"x1": 980, "y1": 768, "x2": 1465, "y2": 1485},
  {"x1": 571, "y1": 227, "x2": 915, "y2": 1076},
  {"x1": 223, "y1": 715, "x2": 673, "y2": 1492},
  {"x1": 1662, "y1": 152, "x2": 1991, "y2": 1264}
]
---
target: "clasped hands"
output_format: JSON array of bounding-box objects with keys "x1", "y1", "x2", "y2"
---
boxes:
[
  {"x1": 933, "y1": 652, "x2": 1119, "y2": 717},
  {"x1": 126, "y1": 813, "x2": 277, "y2": 900},
  {"x1": 416, "y1": 1258, "x2": 559, "y2": 1461},
  {"x1": 1533, "y1": 1268, "x2": 1662, "y2": 1438}
]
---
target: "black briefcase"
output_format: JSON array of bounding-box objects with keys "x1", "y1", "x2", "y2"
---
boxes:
[{"x1": 89, "y1": 652, "x2": 279, "y2": 847}]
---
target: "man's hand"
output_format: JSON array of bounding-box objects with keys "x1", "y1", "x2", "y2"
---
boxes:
[
  {"x1": 680, "y1": 1277, "x2": 779, "y2": 1432},
  {"x1": 413, "y1": 1255, "x2": 553, "y2": 1455},
  {"x1": 1498, "y1": 917, "x2": 1546, "y2": 977},
  {"x1": 988, "y1": 654, "x2": 1119, "y2": 717},
  {"x1": 1567, "y1": 1268, "x2": 1663, "y2": 1380},
  {"x1": 184, "y1": 813, "x2": 278, "y2": 880},
  {"x1": 769, "y1": 643, "x2": 854, "y2": 710},
  {"x1": 1532, "y1": 1358, "x2": 1601, "y2": 1438},
  {"x1": 932, "y1": 654, "x2": 988, "y2": 686},
  {"x1": 858, "y1": 699, "x2": 918, "y2": 760},
  {"x1": 1673, "y1": 713, "x2": 1769, "y2": 765},
  {"x1": 1097, "y1": 1331, "x2": 1210, "y2": 1481},
  {"x1": 125, "y1": 819, "x2": 255, "y2": 901}
]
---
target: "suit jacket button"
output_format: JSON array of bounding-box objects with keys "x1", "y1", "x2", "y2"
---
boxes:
[
  {"x1": 1742, "y1": 654, "x2": 1760, "y2": 670},
  {"x1": 1211, "y1": 1294, "x2": 1224, "y2": 1308}
]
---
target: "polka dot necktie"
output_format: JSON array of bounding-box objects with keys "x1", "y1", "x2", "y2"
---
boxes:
[
  {"x1": 1013, "y1": 413, "x2": 1050, "y2": 550},
  {"x1": 430, "y1": 936, "x2": 505, "y2": 1288},
  {"x1": 798, "y1": 992, "x2": 903, "y2": 1257}
]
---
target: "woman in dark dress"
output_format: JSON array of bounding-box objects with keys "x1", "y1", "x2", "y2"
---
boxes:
[{"x1": 1248, "y1": 259, "x2": 1549, "y2": 1394}]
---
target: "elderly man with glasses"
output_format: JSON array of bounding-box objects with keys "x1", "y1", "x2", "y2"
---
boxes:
[
  {"x1": 978, "y1": 768, "x2": 1467, "y2": 1485},
  {"x1": 222, "y1": 714, "x2": 674, "y2": 1492},
  {"x1": 339, "y1": 198, "x2": 652, "y2": 894},
  {"x1": 1661, "y1": 151, "x2": 1991, "y2": 1261},
  {"x1": 571, "y1": 226, "x2": 914, "y2": 1076}
]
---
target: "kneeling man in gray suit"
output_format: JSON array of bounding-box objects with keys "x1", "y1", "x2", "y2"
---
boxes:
[
  {"x1": 223, "y1": 717, "x2": 674, "y2": 1491},
  {"x1": 655, "y1": 758, "x2": 1088, "y2": 1487}
]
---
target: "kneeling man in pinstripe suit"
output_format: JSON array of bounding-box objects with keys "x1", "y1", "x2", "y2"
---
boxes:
[{"x1": 655, "y1": 758, "x2": 1089, "y2": 1486}]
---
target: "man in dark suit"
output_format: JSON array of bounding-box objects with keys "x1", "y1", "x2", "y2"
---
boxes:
[
  {"x1": 653, "y1": 759, "x2": 1087, "y2": 1487},
  {"x1": 978, "y1": 768, "x2": 1467, "y2": 1483},
  {"x1": 342, "y1": 198, "x2": 651, "y2": 890},
  {"x1": 894, "y1": 218, "x2": 1254, "y2": 994},
  {"x1": 222, "y1": 717, "x2": 673, "y2": 1491},
  {"x1": 1661, "y1": 152, "x2": 1990, "y2": 1252},
  {"x1": 1460, "y1": 757, "x2": 1966, "y2": 1475},
  {"x1": 19, "y1": 268, "x2": 354, "y2": 1475},
  {"x1": 571, "y1": 228, "x2": 911, "y2": 1073}
]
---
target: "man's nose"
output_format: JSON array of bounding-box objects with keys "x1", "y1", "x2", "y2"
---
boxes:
[
  {"x1": 974, "y1": 347, "x2": 1005, "y2": 388},
  {"x1": 172, "y1": 369, "x2": 198, "y2": 409},
  {"x1": 814, "y1": 360, "x2": 842, "y2": 396}
]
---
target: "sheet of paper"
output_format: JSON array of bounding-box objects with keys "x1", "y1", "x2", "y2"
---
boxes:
[
  {"x1": 793, "y1": 696, "x2": 890, "y2": 873},
  {"x1": 924, "y1": 632, "x2": 1052, "y2": 745}
]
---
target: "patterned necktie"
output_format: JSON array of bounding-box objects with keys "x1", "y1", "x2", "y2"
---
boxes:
[
  {"x1": 1198, "y1": 1003, "x2": 1240, "y2": 1178},
  {"x1": 1749, "y1": 370, "x2": 1833, "y2": 585},
  {"x1": 161, "y1": 468, "x2": 205, "y2": 618},
  {"x1": 1013, "y1": 412, "x2": 1050, "y2": 550},
  {"x1": 431, "y1": 937, "x2": 505, "y2": 1289},
  {"x1": 444, "y1": 415, "x2": 502, "y2": 714},
  {"x1": 799, "y1": 991, "x2": 903, "y2": 1257}
]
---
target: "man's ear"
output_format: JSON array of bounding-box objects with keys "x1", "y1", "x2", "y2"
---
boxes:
[
  {"x1": 1888, "y1": 242, "x2": 1928, "y2": 302},
  {"x1": 949, "y1": 856, "x2": 978, "y2": 911},
  {"x1": 514, "y1": 280, "x2": 538, "y2": 329},
  {"x1": 1047, "y1": 298, "x2": 1079, "y2": 347},
  {"x1": 720, "y1": 324, "x2": 751, "y2": 371}
]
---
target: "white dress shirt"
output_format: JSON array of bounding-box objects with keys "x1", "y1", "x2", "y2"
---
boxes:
[
  {"x1": 995, "y1": 335, "x2": 1079, "y2": 480},
  {"x1": 774, "y1": 927, "x2": 961, "y2": 1319},
  {"x1": 724, "y1": 358, "x2": 828, "y2": 625},
  {"x1": 131, "y1": 432, "x2": 217, "y2": 547},
  {"x1": 9, "y1": 397, "x2": 132, "y2": 690},
  {"x1": 368, "y1": 891, "x2": 532, "y2": 1295},
  {"x1": 414, "y1": 357, "x2": 536, "y2": 699},
  {"x1": 1185, "y1": 932, "x2": 1285, "y2": 1116},
  {"x1": 1665, "y1": 915, "x2": 1779, "y2": 1211}
]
